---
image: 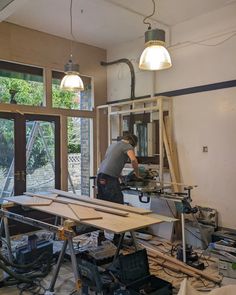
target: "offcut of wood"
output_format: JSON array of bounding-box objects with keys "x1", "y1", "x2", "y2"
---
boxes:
[
  {"x1": 5, "y1": 195, "x2": 53, "y2": 206},
  {"x1": 68, "y1": 204, "x2": 102, "y2": 221}
]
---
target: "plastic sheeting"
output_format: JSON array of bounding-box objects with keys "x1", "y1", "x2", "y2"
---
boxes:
[{"x1": 177, "y1": 279, "x2": 236, "y2": 295}]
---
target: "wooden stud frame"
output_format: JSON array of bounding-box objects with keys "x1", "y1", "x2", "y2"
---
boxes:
[{"x1": 96, "y1": 96, "x2": 178, "y2": 186}]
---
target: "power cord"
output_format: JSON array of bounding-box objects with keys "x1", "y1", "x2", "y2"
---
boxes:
[
  {"x1": 17, "y1": 279, "x2": 46, "y2": 295},
  {"x1": 0, "y1": 250, "x2": 52, "y2": 294}
]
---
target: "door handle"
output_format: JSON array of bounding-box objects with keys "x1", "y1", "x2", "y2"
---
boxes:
[
  {"x1": 14, "y1": 171, "x2": 26, "y2": 181},
  {"x1": 21, "y1": 171, "x2": 26, "y2": 181},
  {"x1": 14, "y1": 171, "x2": 21, "y2": 181}
]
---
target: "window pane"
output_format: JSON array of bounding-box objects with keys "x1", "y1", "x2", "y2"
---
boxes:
[
  {"x1": 26, "y1": 121, "x2": 55, "y2": 192},
  {"x1": 68, "y1": 117, "x2": 93, "y2": 196},
  {"x1": 52, "y1": 71, "x2": 93, "y2": 111},
  {"x1": 0, "y1": 118, "x2": 14, "y2": 198},
  {"x1": 0, "y1": 61, "x2": 44, "y2": 106}
]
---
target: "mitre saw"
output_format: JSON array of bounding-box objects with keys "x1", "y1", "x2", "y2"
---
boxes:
[{"x1": 122, "y1": 167, "x2": 159, "y2": 191}]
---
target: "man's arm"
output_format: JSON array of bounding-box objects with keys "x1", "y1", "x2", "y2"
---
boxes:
[{"x1": 127, "y1": 150, "x2": 139, "y2": 177}]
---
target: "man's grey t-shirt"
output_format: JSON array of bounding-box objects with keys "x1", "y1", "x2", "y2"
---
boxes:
[{"x1": 98, "y1": 141, "x2": 134, "y2": 178}]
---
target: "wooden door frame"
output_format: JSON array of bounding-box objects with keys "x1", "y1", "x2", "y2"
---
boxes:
[
  {"x1": 25, "y1": 113, "x2": 61, "y2": 190},
  {"x1": 0, "y1": 112, "x2": 61, "y2": 195}
]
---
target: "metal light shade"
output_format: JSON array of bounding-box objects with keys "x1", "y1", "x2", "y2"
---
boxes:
[
  {"x1": 60, "y1": 59, "x2": 84, "y2": 92},
  {"x1": 139, "y1": 28, "x2": 172, "y2": 71}
]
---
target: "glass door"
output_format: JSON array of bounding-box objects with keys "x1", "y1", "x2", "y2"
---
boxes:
[
  {"x1": 25, "y1": 115, "x2": 60, "y2": 193},
  {"x1": 0, "y1": 113, "x2": 60, "y2": 198},
  {"x1": 0, "y1": 115, "x2": 15, "y2": 198}
]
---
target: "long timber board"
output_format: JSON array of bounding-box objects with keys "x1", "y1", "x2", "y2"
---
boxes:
[{"x1": 51, "y1": 189, "x2": 152, "y2": 215}]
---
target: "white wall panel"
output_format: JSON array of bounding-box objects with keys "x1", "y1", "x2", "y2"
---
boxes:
[
  {"x1": 173, "y1": 88, "x2": 236, "y2": 228},
  {"x1": 107, "y1": 4, "x2": 236, "y2": 228}
]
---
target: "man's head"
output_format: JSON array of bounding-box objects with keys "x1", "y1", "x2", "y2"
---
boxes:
[{"x1": 122, "y1": 133, "x2": 138, "y2": 147}]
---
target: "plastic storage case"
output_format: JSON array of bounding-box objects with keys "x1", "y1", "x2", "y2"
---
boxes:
[{"x1": 118, "y1": 249, "x2": 172, "y2": 295}]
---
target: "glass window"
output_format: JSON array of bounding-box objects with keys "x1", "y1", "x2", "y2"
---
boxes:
[
  {"x1": 52, "y1": 71, "x2": 93, "y2": 111},
  {"x1": 0, "y1": 118, "x2": 14, "y2": 198},
  {"x1": 0, "y1": 60, "x2": 44, "y2": 106},
  {"x1": 26, "y1": 121, "x2": 56, "y2": 193},
  {"x1": 68, "y1": 117, "x2": 93, "y2": 196}
]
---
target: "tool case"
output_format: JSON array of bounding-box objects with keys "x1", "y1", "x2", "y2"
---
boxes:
[{"x1": 117, "y1": 249, "x2": 172, "y2": 295}]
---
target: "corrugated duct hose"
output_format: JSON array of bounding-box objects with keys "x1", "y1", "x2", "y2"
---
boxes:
[
  {"x1": 101, "y1": 58, "x2": 136, "y2": 133},
  {"x1": 0, "y1": 251, "x2": 51, "y2": 288}
]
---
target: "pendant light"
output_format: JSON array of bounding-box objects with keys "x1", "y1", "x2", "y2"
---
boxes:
[
  {"x1": 139, "y1": 0, "x2": 172, "y2": 71},
  {"x1": 60, "y1": 0, "x2": 84, "y2": 92}
]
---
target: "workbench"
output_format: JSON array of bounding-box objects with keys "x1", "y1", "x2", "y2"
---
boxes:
[{"x1": 0, "y1": 190, "x2": 168, "y2": 294}]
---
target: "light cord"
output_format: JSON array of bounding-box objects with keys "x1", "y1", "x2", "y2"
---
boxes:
[{"x1": 143, "y1": 0, "x2": 156, "y2": 30}]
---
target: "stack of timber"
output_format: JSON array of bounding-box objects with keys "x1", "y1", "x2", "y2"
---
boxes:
[{"x1": 133, "y1": 239, "x2": 222, "y2": 290}]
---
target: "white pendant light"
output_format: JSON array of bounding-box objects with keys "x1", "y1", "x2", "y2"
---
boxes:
[
  {"x1": 60, "y1": 55, "x2": 84, "y2": 92},
  {"x1": 139, "y1": 0, "x2": 172, "y2": 71},
  {"x1": 60, "y1": 0, "x2": 84, "y2": 92}
]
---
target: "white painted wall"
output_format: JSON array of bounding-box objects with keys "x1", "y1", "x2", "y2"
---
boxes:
[
  {"x1": 173, "y1": 88, "x2": 236, "y2": 229},
  {"x1": 107, "y1": 2, "x2": 236, "y2": 228}
]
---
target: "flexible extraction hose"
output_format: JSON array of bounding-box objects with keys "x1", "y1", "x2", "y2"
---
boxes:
[
  {"x1": 0, "y1": 251, "x2": 51, "y2": 286},
  {"x1": 0, "y1": 251, "x2": 50, "y2": 269},
  {"x1": 101, "y1": 58, "x2": 136, "y2": 99}
]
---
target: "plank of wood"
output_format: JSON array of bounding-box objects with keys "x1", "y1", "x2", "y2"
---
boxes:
[
  {"x1": 139, "y1": 241, "x2": 222, "y2": 284},
  {"x1": 163, "y1": 121, "x2": 179, "y2": 192},
  {"x1": 149, "y1": 256, "x2": 200, "y2": 278},
  {"x1": 147, "y1": 213, "x2": 178, "y2": 223},
  {"x1": 5, "y1": 195, "x2": 53, "y2": 206},
  {"x1": 24, "y1": 192, "x2": 129, "y2": 217},
  {"x1": 81, "y1": 212, "x2": 163, "y2": 234},
  {"x1": 8, "y1": 197, "x2": 162, "y2": 233},
  {"x1": 68, "y1": 204, "x2": 102, "y2": 221},
  {"x1": 32, "y1": 202, "x2": 79, "y2": 221},
  {"x1": 7, "y1": 197, "x2": 94, "y2": 222},
  {"x1": 50, "y1": 189, "x2": 152, "y2": 215},
  {"x1": 24, "y1": 192, "x2": 58, "y2": 200}
]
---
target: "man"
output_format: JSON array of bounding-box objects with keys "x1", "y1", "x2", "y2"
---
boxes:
[{"x1": 97, "y1": 133, "x2": 140, "y2": 204}]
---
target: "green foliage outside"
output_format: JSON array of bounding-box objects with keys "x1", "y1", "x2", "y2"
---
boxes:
[
  {"x1": 68, "y1": 142, "x2": 81, "y2": 153},
  {"x1": 0, "y1": 120, "x2": 14, "y2": 171},
  {"x1": 52, "y1": 82, "x2": 78, "y2": 109},
  {"x1": 0, "y1": 77, "x2": 43, "y2": 105},
  {"x1": 0, "y1": 75, "x2": 81, "y2": 174}
]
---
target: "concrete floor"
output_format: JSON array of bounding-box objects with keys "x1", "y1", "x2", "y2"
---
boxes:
[
  {"x1": 1, "y1": 232, "x2": 236, "y2": 295},
  {"x1": 1, "y1": 258, "x2": 236, "y2": 295},
  {"x1": 0, "y1": 261, "x2": 76, "y2": 295}
]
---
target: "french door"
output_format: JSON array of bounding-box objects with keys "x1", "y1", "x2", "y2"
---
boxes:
[{"x1": 0, "y1": 112, "x2": 60, "y2": 198}]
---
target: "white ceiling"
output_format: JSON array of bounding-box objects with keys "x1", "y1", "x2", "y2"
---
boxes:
[{"x1": 3, "y1": 0, "x2": 236, "y2": 49}]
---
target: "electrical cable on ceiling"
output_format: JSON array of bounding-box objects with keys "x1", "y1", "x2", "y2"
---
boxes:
[
  {"x1": 169, "y1": 30, "x2": 236, "y2": 49},
  {"x1": 187, "y1": 31, "x2": 236, "y2": 47},
  {"x1": 118, "y1": 30, "x2": 236, "y2": 74},
  {"x1": 60, "y1": 0, "x2": 84, "y2": 92},
  {"x1": 70, "y1": 0, "x2": 77, "y2": 41},
  {"x1": 143, "y1": 0, "x2": 156, "y2": 29},
  {"x1": 103, "y1": 0, "x2": 168, "y2": 27}
]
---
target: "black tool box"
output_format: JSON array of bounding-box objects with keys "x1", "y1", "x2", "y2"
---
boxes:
[
  {"x1": 15, "y1": 240, "x2": 53, "y2": 265},
  {"x1": 117, "y1": 249, "x2": 172, "y2": 295}
]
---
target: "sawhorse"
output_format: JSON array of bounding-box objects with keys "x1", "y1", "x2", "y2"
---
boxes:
[{"x1": 0, "y1": 208, "x2": 80, "y2": 295}]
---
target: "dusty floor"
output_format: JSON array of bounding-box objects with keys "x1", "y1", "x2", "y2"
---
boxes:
[{"x1": 1, "y1": 234, "x2": 236, "y2": 295}]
